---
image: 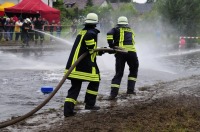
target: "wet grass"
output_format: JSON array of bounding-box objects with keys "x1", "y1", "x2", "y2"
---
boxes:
[
  {"x1": 46, "y1": 95, "x2": 200, "y2": 132},
  {"x1": 119, "y1": 95, "x2": 200, "y2": 132}
]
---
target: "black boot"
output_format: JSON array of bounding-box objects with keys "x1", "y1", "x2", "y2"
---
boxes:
[
  {"x1": 126, "y1": 90, "x2": 136, "y2": 95},
  {"x1": 108, "y1": 87, "x2": 119, "y2": 100},
  {"x1": 127, "y1": 80, "x2": 136, "y2": 95},
  {"x1": 64, "y1": 102, "x2": 76, "y2": 117},
  {"x1": 85, "y1": 105, "x2": 100, "y2": 110},
  {"x1": 64, "y1": 112, "x2": 76, "y2": 117}
]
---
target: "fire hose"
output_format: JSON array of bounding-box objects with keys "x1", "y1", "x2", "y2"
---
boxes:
[{"x1": 0, "y1": 47, "x2": 127, "y2": 128}]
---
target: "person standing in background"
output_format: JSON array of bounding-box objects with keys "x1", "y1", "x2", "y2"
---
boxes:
[
  {"x1": 33, "y1": 17, "x2": 45, "y2": 46},
  {"x1": 0, "y1": 17, "x2": 4, "y2": 41},
  {"x1": 70, "y1": 20, "x2": 77, "y2": 40},
  {"x1": 14, "y1": 19, "x2": 22, "y2": 42},
  {"x1": 56, "y1": 21, "x2": 62, "y2": 38},
  {"x1": 9, "y1": 17, "x2": 15, "y2": 41},
  {"x1": 4, "y1": 18, "x2": 11, "y2": 41},
  {"x1": 49, "y1": 20, "x2": 56, "y2": 42},
  {"x1": 42, "y1": 18, "x2": 49, "y2": 31}
]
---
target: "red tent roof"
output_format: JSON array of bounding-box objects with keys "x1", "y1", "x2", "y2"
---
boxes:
[{"x1": 5, "y1": 0, "x2": 60, "y2": 23}]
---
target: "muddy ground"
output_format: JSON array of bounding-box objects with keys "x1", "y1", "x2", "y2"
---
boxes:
[{"x1": 1, "y1": 75, "x2": 200, "y2": 132}]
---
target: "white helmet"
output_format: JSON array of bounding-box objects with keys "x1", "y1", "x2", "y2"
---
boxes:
[
  {"x1": 118, "y1": 16, "x2": 128, "y2": 25},
  {"x1": 26, "y1": 18, "x2": 31, "y2": 23},
  {"x1": 85, "y1": 13, "x2": 98, "y2": 24}
]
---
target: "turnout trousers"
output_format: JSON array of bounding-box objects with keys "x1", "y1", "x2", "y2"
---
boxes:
[
  {"x1": 110, "y1": 51, "x2": 139, "y2": 97},
  {"x1": 64, "y1": 79, "x2": 99, "y2": 115}
]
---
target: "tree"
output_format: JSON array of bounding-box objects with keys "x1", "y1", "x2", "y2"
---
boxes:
[
  {"x1": 111, "y1": 3, "x2": 137, "y2": 25},
  {"x1": 156, "y1": 0, "x2": 200, "y2": 47},
  {"x1": 146, "y1": 0, "x2": 155, "y2": 3},
  {"x1": 120, "y1": 0, "x2": 131, "y2": 2},
  {"x1": 109, "y1": 0, "x2": 131, "y2": 2},
  {"x1": 86, "y1": 0, "x2": 93, "y2": 7},
  {"x1": 53, "y1": 0, "x2": 66, "y2": 22}
]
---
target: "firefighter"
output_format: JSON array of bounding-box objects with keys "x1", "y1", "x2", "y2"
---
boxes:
[
  {"x1": 107, "y1": 16, "x2": 139, "y2": 100},
  {"x1": 33, "y1": 17, "x2": 44, "y2": 46},
  {"x1": 21, "y1": 18, "x2": 31, "y2": 47},
  {"x1": 64, "y1": 13, "x2": 102, "y2": 117}
]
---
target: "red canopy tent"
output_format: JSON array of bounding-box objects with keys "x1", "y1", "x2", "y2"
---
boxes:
[{"x1": 4, "y1": 0, "x2": 60, "y2": 23}]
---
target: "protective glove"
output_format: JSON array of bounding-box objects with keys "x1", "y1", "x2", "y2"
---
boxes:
[
  {"x1": 98, "y1": 51, "x2": 105, "y2": 56},
  {"x1": 107, "y1": 49, "x2": 116, "y2": 54},
  {"x1": 109, "y1": 44, "x2": 114, "y2": 48}
]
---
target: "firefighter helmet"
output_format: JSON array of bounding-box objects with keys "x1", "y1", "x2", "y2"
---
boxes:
[
  {"x1": 26, "y1": 18, "x2": 31, "y2": 23},
  {"x1": 117, "y1": 16, "x2": 128, "y2": 25},
  {"x1": 85, "y1": 13, "x2": 98, "y2": 24}
]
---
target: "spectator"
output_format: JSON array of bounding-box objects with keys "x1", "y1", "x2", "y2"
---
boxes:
[
  {"x1": 9, "y1": 17, "x2": 15, "y2": 41},
  {"x1": 42, "y1": 18, "x2": 49, "y2": 31},
  {"x1": 70, "y1": 20, "x2": 77, "y2": 40},
  {"x1": 33, "y1": 17, "x2": 45, "y2": 46},
  {"x1": 14, "y1": 19, "x2": 22, "y2": 42},
  {"x1": 0, "y1": 17, "x2": 4, "y2": 41},
  {"x1": 179, "y1": 37, "x2": 186, "y2": 51},
  {"x1": 49, "y1": 20, "x2": 56, "y2": 41},
  {"x1": 4, "y1": 18, "x2": 11, "y2": 41},
  {"x1": 56, "y1": 21, "x2": 62, "y2": 38},
  {"x1": 13, "y1": 15, "x2": 18, "y2": 22}
]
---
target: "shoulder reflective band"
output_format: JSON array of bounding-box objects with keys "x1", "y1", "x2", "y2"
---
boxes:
[
  {"x1": 107, "y1": 35, "x2": 113, "y2": 40},
  {"x1": 85, "y1": 39, "x2": 95, "y2": 45}
]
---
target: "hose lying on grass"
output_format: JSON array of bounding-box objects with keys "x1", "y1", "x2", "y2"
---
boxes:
[{"x1": 0, "y1": 47, "x2": 127, "y2": 128}]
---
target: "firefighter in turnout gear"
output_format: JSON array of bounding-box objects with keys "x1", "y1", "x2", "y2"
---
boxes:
[
  {"x1": 21, "y1": 18, "x2": 31, "y2": 47},
  {"x1": 64, "y1": 13, "x2": 102, "y2": 117},
  {"x1": 107, "y1": 16, "x2": 139, "y2": 100}
]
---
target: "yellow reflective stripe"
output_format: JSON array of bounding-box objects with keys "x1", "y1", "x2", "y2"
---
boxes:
[
  {"x1": 122, "y1": 28, "x2": 132, "y2": 32},
  {"x1": 119, "y1": 28, "x2": 136, "y2": 52},
  {"x1": 123, "y1": 45, "x2": 136, "y2": 52},
  {"x1": 90, "y1": 42, "x2": 97, "y2": 61},
  {"x1": 92, "y1": 67, "x2": 96, "y2": 74},
  {"x1": 65, "y1": 70, "x2": 100, "y2": 81},
  {"x1": 132, "y1": 32, "x2": 135, "y2": 47},
  {"x1": 69, "y1": 74, "x2": 99, "y2": 81},
  {"x1": 72, "y1": 30, "x2": 87, "y2": 71},
  {"x1": 119, "y1": 28, "x2": 124, "y2": 47},
  {"x1": 107, "y1": 35, "x2": 113, "y2": 40},
  {"x1": 67, "y1": 70, "x2": 99, "y2": 77},
  {"x1": 85, "y1": 39, "x2": 95, "y2": 45},
  {"x1": 89, "y1": 49, "x2": 94, "y2": 54},
  {"x1": 65, "y1": 98, "x2": 77, "y2": 104},
  {"x1": 111, "y1": 84, "x2": 120, "y2": 88},
  {"x1": 128, "y1": 77, "x2": 137, "y2": 81},
  {"x1": 86, "y1": 89, "x2": 98, "y2": 95},
  {"x1": 91, "y1": 51, "x2": 96, "y2": 61}
]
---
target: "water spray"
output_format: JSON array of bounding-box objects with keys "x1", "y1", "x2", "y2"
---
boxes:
[
  {"x1": 0, "y1": 47, "x2": 127, "y2": 128},
  {"x1": 32, "y1": 29, "x2": 73, "y2": 47}
]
